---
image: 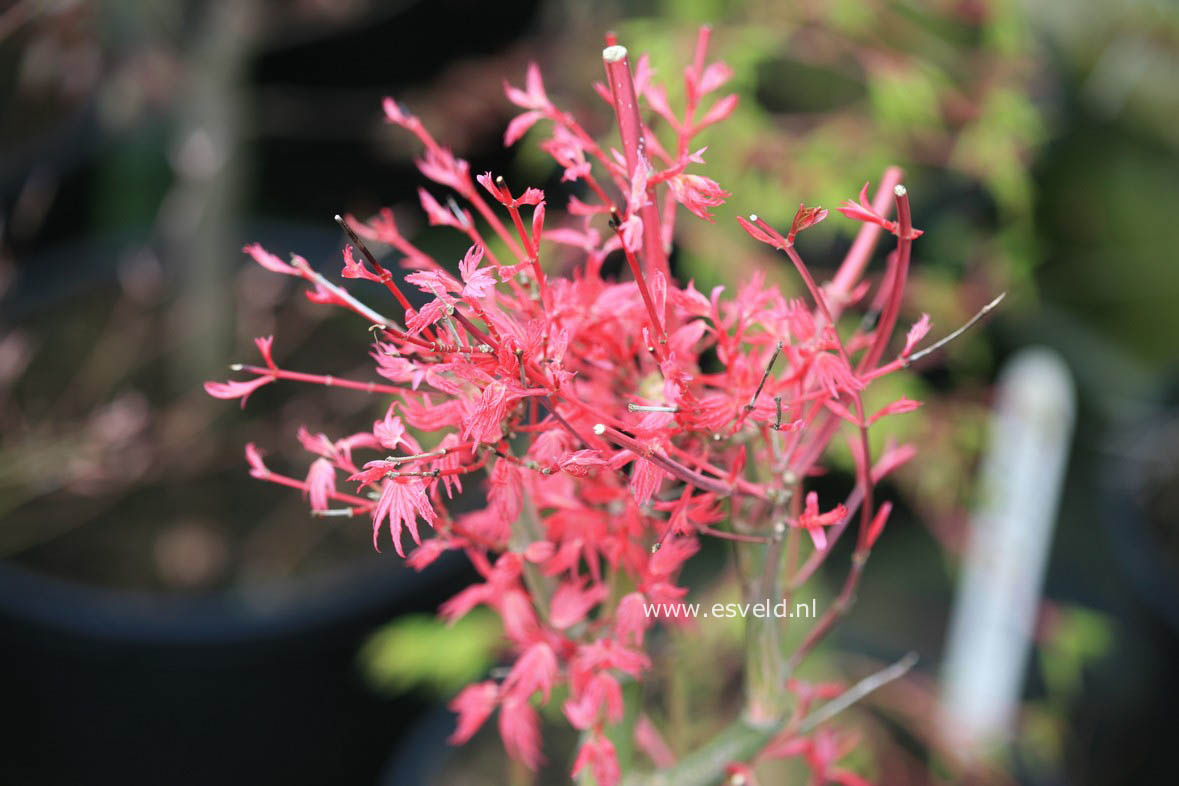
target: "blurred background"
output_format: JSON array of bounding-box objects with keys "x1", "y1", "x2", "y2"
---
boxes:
[{"x1": 2, "y1": 0, "x2": 1177, "y2": 784}]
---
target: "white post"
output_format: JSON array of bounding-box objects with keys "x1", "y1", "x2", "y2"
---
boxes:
[{"x1": 939, "y1": 347, "x2": 1076, "y2": 752}]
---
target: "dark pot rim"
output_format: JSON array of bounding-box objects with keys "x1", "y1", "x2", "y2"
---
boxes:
[{"x1": 0, "y1": 550, "x2": 466, "y2": 646}]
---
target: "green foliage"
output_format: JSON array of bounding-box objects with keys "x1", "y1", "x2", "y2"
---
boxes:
[
  {"x1": 952, "y1": 87, "x2": 1044, "y2": 217},
  {"x1": 867, "y1": 62, "x2": 946, "y2": 140},
  {"x1": 1039, "y1": 606, "x2": 1113, "y2": 701},
  {"x1": 613, "y1": 0, "x2": 1045, "y2": 292},
  {"x1": 1019, "y1": 606, "x2": 1114, "y2": 775},
  {"x1": 359, "y1": 609, "x2": 502, "y2": 696}
]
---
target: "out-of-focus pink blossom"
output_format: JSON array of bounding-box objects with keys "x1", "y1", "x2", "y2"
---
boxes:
[
  {"x1": 203, "y1": 375, "x2": 272, "y2": 408},
  {"x1": 448, "y1": 681, "x2": 498, "y2": 744},
  {"x1": 572, "y1": 732, "x2": 621, "y2": 786},
  {"x1": 796, "y1": 491, "x2": 847, "y2": 550}
]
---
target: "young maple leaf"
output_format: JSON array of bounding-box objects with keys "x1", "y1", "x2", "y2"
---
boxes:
[{"x1": 372, "y1": 478, "x2": 436, "y2": 556}]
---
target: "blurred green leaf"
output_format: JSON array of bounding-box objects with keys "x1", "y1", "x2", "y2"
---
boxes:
[
  {"x1": 1019, "y1": 701, "x2": 1067, "y2": 774},
  {"x1": 866, "y1": 62, "x2": 946, "y2": 139},
  {"x1": 1039, "y1": 606, "x2": 1113, "y2": 701},
  {"x1": 360, "y1": 609, "x2": 502, "y2": 696}
]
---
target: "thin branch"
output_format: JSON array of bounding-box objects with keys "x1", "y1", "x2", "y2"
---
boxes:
[
  {"x1": 746, "y1": 341, "x2": 783, "y2": 411},
  {"x1": 624, "y1": 652, "x2": 919, "y2": 786},
  {"x1": 334, "y1": 214, "x2": 414, "y2": 312},
  {"x1": 311, "y1": 508, "x2": 358, "y2": 518},
  {"x1": 698, "y1": 525, "x2": 771, "y2": 545},
  {"x1": 611, "y1": 212, "x2": 668, "y2": 351},
  {"x1": 300, "y1": 263, "x2": 397, "y2": 329},
  {"x1": 628, "y1": 403, "x2": 679, "y2": 413},
  {"x1": 228, "y1": 364, "x2": 414, "y2": 395},
  {"x1": 799, "y1": 651, "x2": 919, "y2": 732},
  {"x1": 905, "y1": 292, "x2": 1006, "y2": 367},
  {"x1": 595, "y1": 423, "x2": 738, "y2": 498}
]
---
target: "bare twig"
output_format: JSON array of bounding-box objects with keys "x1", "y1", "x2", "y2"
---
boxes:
[
  {"x1": 799, "y1": 651, "x2": 919, "y2": 732},
  {"x1": 905, "y1": 292, "x2": 1006, "y2": 367},
  {"x1": 746, "y1": 341, "x2": 783, "y2": 411},
  {"x1": 625, "y1": 651, "x2": 920, "y2": 786}
]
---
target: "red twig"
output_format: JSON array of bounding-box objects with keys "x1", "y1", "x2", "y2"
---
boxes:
[{"x1": 603, "y1": 44, "x2": 669, "y2": 279}]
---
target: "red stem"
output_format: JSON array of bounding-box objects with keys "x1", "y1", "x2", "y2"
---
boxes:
[
  {"x1": 597, "y1": 424, "x2": 737, "y2": 498},
  {"x1": 663, "y1": 442, "x2": 768, "y2": 500},
  {"x1": 603, "y1": 44, "x2": 669, "y2": 279},
  {"x1": 858, "y1": 186, "x2": 914, "y2": 374},
  {"x1": 786, "y1": 186, "x2": 913, "y2": 479},
  {"x1": 786, "y1": 555, "x2": 866, "y2": 672},
  {"x1": 257, "y1": 471, "x2": 373, "y2": 508},
  {"x1": 345, "y1": 213, "x2": 443, "y2": 273},
  {"x1": 336, "y1": 215, "x2": 440, "y2": 345},
  {"x1": 617, "y1": 228, "x2": 667, "y2": 351},
  {"x1": 505, "y1": 200, "x2": 550, "y2": 308},
  {"x1": 581, "y1": 170, "x2": 614, "y2": 209},
  {"x1": 779, "y1": 240, "x2": 876, "y2": 550},
  {"x1": 788, "y1": 447, "x2": 910, "y2": 589},
  {"x1": 828, "y1": 167, "x2": 903, "y2": 315},
  {"x1": 782, "y1": 190, "x2": 918, "y2": 672},
  {"x1": 235, "y1": 365, "x2": 415, "y2": 395},
  {"x1": 697, "y1": 525, "x2": 770, "y2": 545},
  {"x1": 378, "y1": 325, "x2": 439, "y2": 352},
  {"x1": 393, "y1": 457, "x2": 487, "y2": 479}
]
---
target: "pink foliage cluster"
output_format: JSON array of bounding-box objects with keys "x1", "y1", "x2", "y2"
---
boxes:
[{"x1": 208, "y1": 27, "x2": 931, "y2": 785}]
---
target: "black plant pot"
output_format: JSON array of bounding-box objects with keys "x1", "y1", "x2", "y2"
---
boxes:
[
  {"x1": 1102, "y1": 402, "x2": 1179, "y2": 635},
  {"x1": 379, "y1": 704, "x2": 456, "y2": 786},
  {"x1": 0, "y1": 554, "x2": 471, "y2": 786},
  {"x1": 1098, "y1": 365, "x2": 1179, "y2": 636},
  {"x1": 1075, "y1": 373, "x2": 1179, "y2": 785}
]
